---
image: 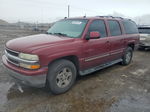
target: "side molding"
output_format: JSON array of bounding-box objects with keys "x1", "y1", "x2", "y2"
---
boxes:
[{"x1": 79, "y1": 59, "x2": 122, "y2": 76}]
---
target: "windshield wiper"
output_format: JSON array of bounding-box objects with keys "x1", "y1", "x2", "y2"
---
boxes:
[
  {"x1": 47, "y1": 32, "x2": 52, "y2": 34},
  {"x1": 47, "y1": 32, "x2": 68, "y2": 37},
  {"x1": 53, "y1": 33, "x2": 68, "y2": 37}
]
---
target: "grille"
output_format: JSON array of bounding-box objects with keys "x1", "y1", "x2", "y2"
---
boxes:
[
  {"x1": 5, "y1": 48, "x2": 19, "y2": 66},
  {"x1": 8, "y1": 57, "x2": 19, "y2": 65},
  {"x1": 6, "y1": 49, "x2": 19, "y2": 57},
  {"x1": 5, "y1": 48, "x2": 38, "y2": 67}
]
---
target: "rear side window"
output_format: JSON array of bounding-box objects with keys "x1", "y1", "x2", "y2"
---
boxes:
[
  {"x1": 123, "y1": 20, "x2": 139, "y2": 34},
  {"x1": 88, "y1": 20, "x2": 107, "y2": 38},
  {"x1": 108, "y1": 20, "x2": 122, "y2": 36}
]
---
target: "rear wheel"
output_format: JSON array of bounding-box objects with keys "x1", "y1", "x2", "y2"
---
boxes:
[
  {"x1": 121, "y1": 47, "x2": 133, "y2": 65},
  {"x1": 46, "y1": 59, "x2": 77, "y2": 94}
]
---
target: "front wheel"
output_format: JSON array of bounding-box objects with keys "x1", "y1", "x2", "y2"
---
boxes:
[
  {"x1": 121, "y1": 47, "x2": 133, "y2": 65},
  {"x1": 46, "y1": 59, "x2": 77, "y2": 94}
]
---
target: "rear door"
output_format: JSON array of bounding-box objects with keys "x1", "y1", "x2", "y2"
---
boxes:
[
  {"x1": 83, "y1": 19, "x2": 110, "y2": 69},
  {"x1": 107, "y1": 20, "x2": 125, "y2": 61}
]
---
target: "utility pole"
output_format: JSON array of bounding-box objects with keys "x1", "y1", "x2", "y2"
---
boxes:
[{"x1": 68, "y1": 5, "x2": 70, "y2": 18}]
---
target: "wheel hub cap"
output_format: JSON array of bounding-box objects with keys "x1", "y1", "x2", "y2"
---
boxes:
[
  {"x1": 126, "y1": 52, "x2": 131, "y2": 63},
  {"x1": 56, "y1": 67, "x2": 72, "y2": 88}
]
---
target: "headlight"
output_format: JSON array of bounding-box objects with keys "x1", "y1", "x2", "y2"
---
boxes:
[
  {"x1": 19, "y1": 53, "x2": 39, "y2": 61},
  {"x1": 140, "y1": 38, "x2": 146, "y2": 41},
  {"x1": 19, "y1": 53, "x2": 40, "y2": 69}
]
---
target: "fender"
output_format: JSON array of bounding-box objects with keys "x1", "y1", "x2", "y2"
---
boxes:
[{"x1": 41, "y1": 49, "x2": 82, "y2": 67}]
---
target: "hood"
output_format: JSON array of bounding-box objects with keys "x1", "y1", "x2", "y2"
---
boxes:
[{"x1": 6, "y1": 34, "x2": 75, "y2": 53}]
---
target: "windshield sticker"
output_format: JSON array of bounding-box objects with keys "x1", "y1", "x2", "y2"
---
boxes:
[{"x1": 71, "y1": 21, "x2": 82, "y2": 25}]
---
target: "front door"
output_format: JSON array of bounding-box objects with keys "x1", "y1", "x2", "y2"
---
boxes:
[{"x1": 83, "y1": 19, "x2": 110, "y2": 69}]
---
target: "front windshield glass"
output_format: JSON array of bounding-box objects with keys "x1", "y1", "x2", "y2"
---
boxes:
[{"x1": 47, "y1": 19, "x2": 88, "y2": 38}]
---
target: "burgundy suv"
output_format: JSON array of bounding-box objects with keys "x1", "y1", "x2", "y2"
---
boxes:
[{"x1": 2, "y1": 16, "x2": 139, "y2": 94}]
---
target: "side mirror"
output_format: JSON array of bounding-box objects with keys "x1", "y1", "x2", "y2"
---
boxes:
[{"x1": 89, "y1": 31, "x2": 100, "y2": 39}]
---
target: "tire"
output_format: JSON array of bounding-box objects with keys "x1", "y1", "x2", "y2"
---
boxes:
[
  {"x1": 138, "y1": 46, "x2": 145, "y2": 51},
  {"x1": 121, "y1": 47, "x2": 133, "y2": 65},
  {"x1": 46, "y1": 59, "x2": 77, "y2": 94}
]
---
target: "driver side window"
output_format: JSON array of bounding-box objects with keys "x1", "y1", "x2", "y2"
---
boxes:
[{"x1": 88, "y1": 20, "x2": 107, "y2": 38}]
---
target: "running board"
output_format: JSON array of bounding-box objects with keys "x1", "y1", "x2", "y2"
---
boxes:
[{"x1": 79, "y1": 59, "x2": 123, "y2": 76}]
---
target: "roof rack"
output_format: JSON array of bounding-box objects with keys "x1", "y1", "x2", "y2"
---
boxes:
[
  {"x1": 113, "y1": 17, "x2": 123, "y2": 19},
  {"x1": 96, "y1": 16, "x2": 113, "y2": 18},
  {"x1": 96, "y1": 16, "x2": 124, "y2": 19}
]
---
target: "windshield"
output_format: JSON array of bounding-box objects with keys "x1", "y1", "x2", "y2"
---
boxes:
[{"x1": 47, "y1": 19, "x2": 88, "y2": 38}]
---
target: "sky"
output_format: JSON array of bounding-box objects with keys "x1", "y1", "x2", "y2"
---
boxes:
[{"x1": 0, "y1": 0, "x2": 150, "y2": 23}]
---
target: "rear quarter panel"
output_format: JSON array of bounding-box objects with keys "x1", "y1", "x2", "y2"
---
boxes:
[{"x1": 124, "y1": 34, "x2": 140, "y2": 49}]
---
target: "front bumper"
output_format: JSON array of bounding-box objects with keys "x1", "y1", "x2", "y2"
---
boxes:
[
  {"x1": 139, "y1": 42, "x2": 150, "y2": 48},
  {"x1": 2, "y1": 55, "x2": 48, "y2": 87}
]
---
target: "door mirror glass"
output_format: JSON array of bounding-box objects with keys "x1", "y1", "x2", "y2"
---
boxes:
[{"x1": 90, "y1": 31, "x2": 100, "y2": 39}]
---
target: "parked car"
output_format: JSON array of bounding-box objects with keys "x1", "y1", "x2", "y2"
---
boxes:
[
  {"x1": 138, "y1": 26, "x2": 150, "y2": 50},
  {"x1": 139, "y1": 34, "x2": 150, "y2": 50},
  {"x1": 138, "y1": 25, "x2": 150, "y2": 34},
  {"x1": 2, "y1": 16, "x2": 140, "y2": 94}
]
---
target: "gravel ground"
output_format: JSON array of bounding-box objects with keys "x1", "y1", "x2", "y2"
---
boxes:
[{"x1": 0, "y1": 27, "x2": 150, "y2": 112}]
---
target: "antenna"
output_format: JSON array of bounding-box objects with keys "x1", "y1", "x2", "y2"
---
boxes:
[{"x1": 68, "y1": 5, "x2": 70, "y2": 18}]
